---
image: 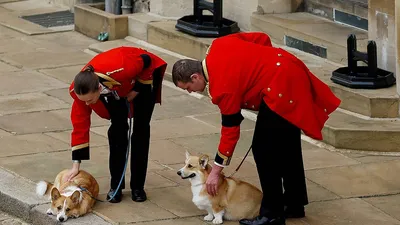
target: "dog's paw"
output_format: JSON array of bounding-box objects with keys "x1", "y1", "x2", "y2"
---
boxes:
[
  {"x1": 212, "y1": 217, "x2": 223, "y2": 224},
  {"x1": 204, "y1": 214, "x2": 214, "y2": 221},
  {"x1": 46, "y1": 208, "x2": 53, "y2": 215}
]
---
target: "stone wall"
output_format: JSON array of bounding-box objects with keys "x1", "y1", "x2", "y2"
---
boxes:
[
  {"x1": 396, "y1": 0, "x2": 400, "y2": 95},
  {"x1": 50, "y1": 0, "x2": 149, "y2": 13},
  {"x1": 368, "y1": 0, "x2": 396, "y2": 76}
]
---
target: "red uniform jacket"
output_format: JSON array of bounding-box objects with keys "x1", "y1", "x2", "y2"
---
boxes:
[
  {"x1": 203, "y1": 32, "x2": 341, "y2": 166},
  {"x1": 69, "y1": 46, "x2": 167, "y2": 160}
]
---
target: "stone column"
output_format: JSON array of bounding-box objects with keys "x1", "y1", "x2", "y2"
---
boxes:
[
  {"x1": 396, "y1": 0, "x2": 400, "y2": 94},
  {"x1": 368, "y1": 0, "x2": 396, "y2": 76}
]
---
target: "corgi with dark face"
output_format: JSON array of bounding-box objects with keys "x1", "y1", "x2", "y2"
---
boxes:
[
  {"x1": 177, "y1": 151, "x2": 263, "y2": 224},
  {"x1": 35, "y1": 169, "x2": 99, "y2": 222}
]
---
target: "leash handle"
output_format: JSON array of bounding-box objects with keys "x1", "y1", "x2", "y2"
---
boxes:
[{"x1": 226, "y1": 145, "x2": 252, "y2": 178}]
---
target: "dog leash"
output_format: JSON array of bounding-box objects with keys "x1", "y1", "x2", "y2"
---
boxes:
[
  {"x1": 81, "y1": 99, "x2": 132, "y2": 203},
  {"x1": 226, "y1": 145, "x2": 252, "y2": 178}
]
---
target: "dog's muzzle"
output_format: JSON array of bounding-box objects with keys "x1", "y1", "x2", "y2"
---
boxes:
[{"x1": 177, "y1": 171, "x2": 196, "y2": 179}]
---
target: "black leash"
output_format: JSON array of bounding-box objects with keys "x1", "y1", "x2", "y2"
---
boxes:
[
  {"x1": 226, "y1": 145, "x2": 252, "y2": 178},
  {"x1": 80, "y1": 98, "x2": 133, "y2": 203}
]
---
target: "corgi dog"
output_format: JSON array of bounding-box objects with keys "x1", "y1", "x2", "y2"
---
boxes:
[
  {"x1": 177, "y1": 151, "x2": 263, "y2": 224},
  {"x1": 35, "y1": 169, "x2": 99, "y2": 222}
]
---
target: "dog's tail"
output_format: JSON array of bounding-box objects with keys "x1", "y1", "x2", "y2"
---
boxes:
[{"x1": 36, "y1": 181, "x2": 54, "y2": 197}]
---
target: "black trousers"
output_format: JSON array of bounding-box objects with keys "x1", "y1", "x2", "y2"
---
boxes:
[
  {"x1": 102, "y1": 83, "x2": 156, "y2": 191},
  {"x1": 252, "y1": 100, "x2": 308, "y2": 218}
]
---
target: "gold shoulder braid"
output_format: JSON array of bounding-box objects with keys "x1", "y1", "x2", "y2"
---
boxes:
[{"x1": 201, "y1": 58, "x2": 212, "y2": 101}]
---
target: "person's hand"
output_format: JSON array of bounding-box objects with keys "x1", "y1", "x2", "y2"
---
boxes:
[
  {"x1": 126, "y1": 90, "x2": 139, "y2": 102},
  {"x1": 63, "y1": 162, "x2": 80, "y2": 182},
  {"x1": 206, "y1": 165, "x2": 223, "y2": 196}
]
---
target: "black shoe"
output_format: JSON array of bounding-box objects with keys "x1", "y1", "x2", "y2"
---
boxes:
[
  {"x1": 131, "y1": 189, "x2": 147, "y2": 202},
  {"x1": 284, "y1": 206, "x2": 305, "y2": 218},
  {"x1": 239, "y1": 216, "x2": 285, "y2": 225},
  {"x1": 106, "y1": 189, "x2": 122, "y2": 203}
]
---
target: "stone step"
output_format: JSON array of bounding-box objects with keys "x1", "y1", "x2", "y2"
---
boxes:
[
  {"x1": 304, "y1": 0, "x2": 368, "y2": 29},
  {"x1": 129, "y1": 17, "x2": 399, "y2": 119},
  {"x1": 87, "y1": 37, "x2": 400, "y2": 152},
  {"x1": 250, "y1": 12, "x2": 368, "y2": 64},
  {"x1": 323, "y1": 110, "x2": 400, "y2": 152}
]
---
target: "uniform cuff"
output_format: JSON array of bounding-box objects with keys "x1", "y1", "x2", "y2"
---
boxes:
[
  {"x1": 72, "y1": 146, "x2": 89, "y2": 160},
  {"x1": 214, "y1": 151, "x2": 231, "y2": 166}
]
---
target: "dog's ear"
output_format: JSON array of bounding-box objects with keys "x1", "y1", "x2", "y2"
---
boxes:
[
  {"x1": 51, "y1": 188, "x2": 61, "y2": 201},
  {"x1": 199, "y1": 154, "x2": 209, "y2": 169},
  {"x1": 71, "y1": 191, "x2": 81, "y2": 204},
  {"x1": 185, "y1": 150, "x2": 191, "y2": 160}
]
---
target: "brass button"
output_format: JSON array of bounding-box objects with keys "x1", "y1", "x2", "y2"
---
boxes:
[
  {"x1": 244, "y1": 102, "x2": 248, "y2": 106},
  {"x1": 278, "y1": 53, "x2": 282, "y2": 57},
  {"x1": 324, "y1": 108, "x2": 327, "y2": 112},
  {"x1": 276, "y1": 62, "x2": 281, "y2": 66},
  {"x1": 278, "y1": 93, "x2": 282, "y2": 97},
  {"x1": 251, "y1": 105, "x2": 255, "y2": 109},
  {"x1": 267, "y1": 88, "x2": 271, "y2": 92},
  {"x1": 289, "y1": 100, "x2": 293, "y2": 104}
]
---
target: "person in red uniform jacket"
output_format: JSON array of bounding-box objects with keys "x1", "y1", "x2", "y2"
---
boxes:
[
  {"x1": 64, "y1": 46, "x2": 167, "y2": 203},
  {"x1": 172, "y1": 32, "x2": 341, "y2": 225}
]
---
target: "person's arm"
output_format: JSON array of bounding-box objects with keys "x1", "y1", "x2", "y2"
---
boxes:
[
  {"x1": 207, "y1": 92, "x2": 244, "y2": 196},
  {"x1": 214, "y1": 93, "x2": 244, "y2": 168},
  {"x1": 64, "y1": 97, "x2": 92, "y2": 182}
]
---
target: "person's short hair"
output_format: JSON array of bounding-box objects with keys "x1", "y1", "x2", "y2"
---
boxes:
[
  {"x1": 73, "y1": 65, "x2": 100, "y2": 95},
  {"x1": 172, "y1": 59, "x2": 202, "y2": 85}
]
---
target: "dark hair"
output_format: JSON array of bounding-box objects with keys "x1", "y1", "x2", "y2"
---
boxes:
[
  {"x1": 172, "y1": 59, "x2": 203, "y2": 85},
  {"x1": 73, "y1": 65, "x2": 99, "y2": 95}
]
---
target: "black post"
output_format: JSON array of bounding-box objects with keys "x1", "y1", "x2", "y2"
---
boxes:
[
  {"x1": 331, "y1": 34, "x2": 395, "y2": 89},
  {"x1": 214, "y1": 0, "x2": 222, "y2": 27},
  {"x1": 347, "y1": 34, "x2": 357, "y2": 76},
  {"x1": 175, "y1": 0, "x2": 240, "y2": 37},
  {"x1": 367, "y1": 41, "x2": 378, "y2": 78}
]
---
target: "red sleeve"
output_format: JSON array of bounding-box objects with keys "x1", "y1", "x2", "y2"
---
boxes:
[
  {"x1": 212, "y1": 93, "x2": 244, "y2": 167},
  {"x1": 70, "y1": 98, "x2": 92, "y2": 160},
  {"x1": 227, "y1": 32, "x2": 272, "y2": 47}
]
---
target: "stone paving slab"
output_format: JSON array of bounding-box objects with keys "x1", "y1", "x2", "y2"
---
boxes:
[
  {"x1": 94, "y1": 194, "x2": 177, "y2": 223},
  {"x1": 364, "y1": 194, "x2": 400, "y2": 221},
  {"x1": 44, "y1": 130, "x2": 108, "y2": 147},
  {"x1": 0, "y1": 92, "x2": 69, "y2": 115},
  {"x1": 147, "y1": 186, "x2": 204, "y2": 217},
  {"x1": 302, "y1": 148, "x2": 360, "y2": 170},
  {"x1": 301, "y1": 198, "x2": 400, "y2": 225},
  {"x1": 0, "y1": 37, "x2": 43, "y2": 54},
  {"x1": 0, "y1": 110, "x2": 72, "y2": 134},
  {"x1": 170, "y1": 130, "x2": 254, "y2": 157},
  {"x1": 0, "y1": 61, "x2": 20, "y2": 72},
  {"x1": 0, "y1": 23, "x2": 23, "y2": 39},
  {"x1": 133, "y1": 217, "x2": 209, "y2": 225},
  {"x1": 0, "y1": 50, "x2": 92, "y2": 70},
  {"x1": 0, "y1": 129, "x2": 11, "y2": 137},
  {"x1": 29, "y1": 32, "x2": 99, "y2": 53},
  {"x1": 0, "y1": 70, "x2": 67, "y2": 96},
  {"x1": 306, "y1": 159, "x2": 400, "y2": 198},
  {"x1": 0, "y1": 133, "x2": 69, "y2": 157},
  {"x1": 43, "y1": 88, "x2": 73, "y2": 104},
  {"x1": 39, "y1": 64, "x2": 85, "y2": 84},
  {"x1": 152, "y1": 94, "x2": 219, "y2": 120}
]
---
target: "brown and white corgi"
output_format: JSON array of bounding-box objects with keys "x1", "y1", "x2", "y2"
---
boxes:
[
  {"x1": 35, "y1": 169, "x2": 99, "y2": 222},
  {"x1": 177, "y1": 151, "x2": 263, "y2": 224}
]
